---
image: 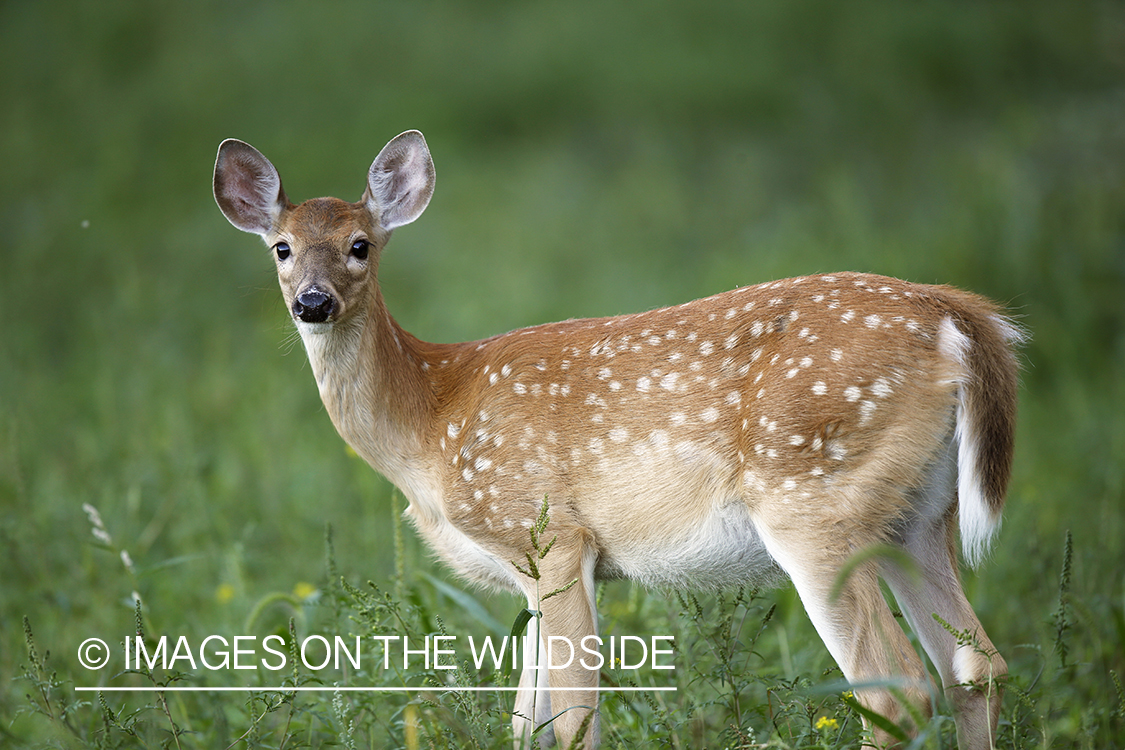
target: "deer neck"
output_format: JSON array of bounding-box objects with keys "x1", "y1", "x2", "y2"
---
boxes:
[{"x1": 297, "y1": 289, "x2": 437, "y2": 495}]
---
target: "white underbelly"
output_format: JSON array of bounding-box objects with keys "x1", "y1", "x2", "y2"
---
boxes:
[{"x1": 595, "y1": 500, "x2": 784, "y2": 590}]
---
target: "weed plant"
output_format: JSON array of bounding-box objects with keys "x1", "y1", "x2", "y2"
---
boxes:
[{"x1": 11, "y1": 499, "x2": 1124, "y2": 748}]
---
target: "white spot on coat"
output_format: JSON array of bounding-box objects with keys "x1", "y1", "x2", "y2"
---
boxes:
[
  {"x1": 585, "y1": 393, "x2": 607, "y2": 408},
  {"x1": 871, "y1": 377, "x2": 893, "y2": 398}
]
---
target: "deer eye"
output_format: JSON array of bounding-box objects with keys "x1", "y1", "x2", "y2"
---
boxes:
[
  {"x1": 274, "y1": 242, "x2": 291, "y2": 261},
  {"x1": 350, "y1": 240, "x2": 370, "y2": 260}
]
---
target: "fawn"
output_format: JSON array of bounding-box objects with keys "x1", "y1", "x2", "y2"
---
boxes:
[{"x1": 215, "y1": 130, "x2": 1021, "y2": 749}]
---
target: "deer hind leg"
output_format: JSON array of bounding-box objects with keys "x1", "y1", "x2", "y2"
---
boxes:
[
  {"x1": 881, "y1": 453, "x2": 1006, "y2": 750},
  {"x1": 513, "y1": 528, "x2": 599, "y2": 749},
  {"x1": 754, "y1": 514, "x2": 934, "y2": 747}
]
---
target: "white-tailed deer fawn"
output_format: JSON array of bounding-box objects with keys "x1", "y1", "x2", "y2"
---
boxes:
[{"x1": 215, "y1": 131, "x2": 1021, "y2": 749}]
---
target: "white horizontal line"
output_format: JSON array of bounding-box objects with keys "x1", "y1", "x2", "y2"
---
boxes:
[{"x1": 76, "y1": 686, "x2": 676, "y2": 693}]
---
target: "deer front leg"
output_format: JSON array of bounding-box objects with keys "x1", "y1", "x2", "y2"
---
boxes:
[
  {"x1": 513, "y1": 529, "x2": 599, "y2": 749},
  {"x1": 514, "y1": 592, "x2": 556, "y2": 749}
]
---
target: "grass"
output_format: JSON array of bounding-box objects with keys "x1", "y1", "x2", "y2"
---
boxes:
[
  {"x1": 2, "y1": 0, "x2": 1124, "y2": 746},
  {"x1": 11, "y1": 506, "x2": 1122, "y2": 748}
]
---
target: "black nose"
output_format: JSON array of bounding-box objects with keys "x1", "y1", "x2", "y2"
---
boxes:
[{"x1": 292, "y1": 288, "x2": 336, "y2": 323}]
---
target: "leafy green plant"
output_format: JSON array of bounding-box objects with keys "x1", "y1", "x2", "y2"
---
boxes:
[{"x1": 11, "y1": 504, "x2": 1125, "y2": 748}]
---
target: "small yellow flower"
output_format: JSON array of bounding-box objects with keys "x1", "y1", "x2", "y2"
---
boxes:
[
  {"x1": 293, "y1": 581, "x2": 318, "y2": 600},
  {"x1": 215, "y1": 583, "x2": 235, "y2": 604},
  {"x1": 816, "y1": 715, "x2": 839, "y2": 731},
  {"x1": 841, "y1": 690, "x2": 854, "y2": 700}
]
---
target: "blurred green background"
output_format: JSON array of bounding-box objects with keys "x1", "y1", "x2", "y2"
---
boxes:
[{"x1": 2, "y1": 0, "x2": 1123, "y2": 745}]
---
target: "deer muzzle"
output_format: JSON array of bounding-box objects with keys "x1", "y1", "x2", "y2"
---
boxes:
[{"x1": 292, "y1": 287, "x2": 336, "y2": 324}]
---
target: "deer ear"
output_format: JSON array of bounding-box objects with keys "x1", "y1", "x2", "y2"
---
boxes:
[
  {"x1": 365, "y1": 130, "x2": 435, "y2": 230},
  {"x1": 214, "y1": 139, "x2": 288, "y2": 235}
]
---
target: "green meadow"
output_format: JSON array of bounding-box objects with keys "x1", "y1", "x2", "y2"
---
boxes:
[{"x1": 2, "y1": 1, "x2": 1122, "y2": 746}]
